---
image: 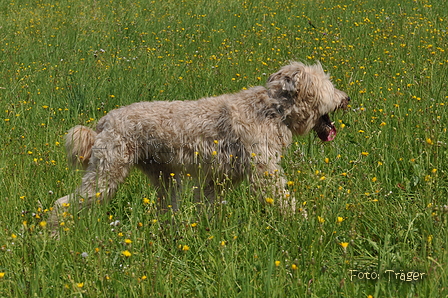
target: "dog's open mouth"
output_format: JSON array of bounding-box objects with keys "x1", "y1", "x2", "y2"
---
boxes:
[{"x1": 315, "y1": 114, "x2": 337, "y2": 142}]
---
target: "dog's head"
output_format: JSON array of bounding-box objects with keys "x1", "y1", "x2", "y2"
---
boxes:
[{"x1": 267, "y1": 62, "x2": 350, "y2": 141}]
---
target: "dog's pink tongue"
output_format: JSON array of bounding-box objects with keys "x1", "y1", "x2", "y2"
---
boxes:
[{"x1": 325, "y1": 126, "x2": 337, "y2": 142}]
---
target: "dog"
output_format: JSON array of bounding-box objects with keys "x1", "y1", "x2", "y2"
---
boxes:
[{"x1": 48, "y1": 61, "x2": 349, "y2": 231}]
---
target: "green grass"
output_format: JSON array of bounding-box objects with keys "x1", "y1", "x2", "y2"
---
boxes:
[{"x1": 1, "y1": 0, "x2": 448, "y2": 296}]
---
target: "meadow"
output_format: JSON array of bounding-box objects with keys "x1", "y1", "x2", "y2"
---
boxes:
[{"x1": 0, "y1": 0, "x2": 447, "y2": 296}]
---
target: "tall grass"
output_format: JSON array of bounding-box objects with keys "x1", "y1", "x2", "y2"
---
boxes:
[{"x1": 1, "y1": 0, "x2": 447, "y2": 296}]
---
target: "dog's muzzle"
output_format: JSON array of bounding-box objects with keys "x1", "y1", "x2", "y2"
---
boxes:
[{"x1": 314, "y1": 96, "x2": 350, "y2": 142}]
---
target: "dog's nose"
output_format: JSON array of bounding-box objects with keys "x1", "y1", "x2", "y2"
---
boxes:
[{"x1": 346, "y1": 96, "x2": 351, "y2": 101}]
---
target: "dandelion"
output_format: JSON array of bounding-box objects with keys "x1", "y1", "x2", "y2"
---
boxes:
[
  {"x1": 380, "y1": 122, "x2": 386, "y2": 126},
  {"x1": 426, "y1": 138, "x2": 434, "y2": 145},
  {"x1": 220, "y1": 241, "x2": 226, "y2": 246},
  {"x1": 182, "y1": 245, "x2": 190, "y2": 251},
  {"x1": 142, "y1": 197, "x2": 150, "y2": 204},
  {"x1": 318, "y1": 216, "x2": 325, "y2": 223},
  {"x1": 190, "y1": 222, "x2": 198, "y2": 227},
  {"x1": 427, "y1": 235, "x2": 433, "y2": 243},
  {"x1": 0, "y1": 272, "x2": 5, "y2": 279},
  {"x1": 339, "y1": 242, "x2": 349, "y2": 253},
  {"x1": 265, "y1": 197, "x2": 274, "y2": 205},
  {"x1": 431, "y1": 168, "x2": 437, "y2": 173},
  {"x1": 212, "y1": 151, "x2": 217, "y2": 156},
  {"x1": 361, "y1": 151, "x2": 369, "y2": 156},
  {"x1": 275, "y1": 260, "x2": 281, "y2": 267},
  {"x1": 77, "y1": 282, "x2": 84, "y2": 288},
  {"x1": 336, "y1": 217, "x2": 344, "y2": 223},
  {"x1": 39, "y1": 221, "x2": 47, "y2": 228},
  {"x1": 122, "y1": 250, "x2": 132, "y2": 257},
  {"x1": 124, "y1": 239, "x2": 132, "y2": 244},
  {"x1": 287, "y1": 181, "x2": 294, "y2": 186},
  {"x1": 371, "y1": 177, "x2": 377, "y2": 182},
  {"x1": 291, "y1": 264, "x2": 298, "y2": 270},
  {"x1": 324, "y1": 157, "x2": 329, "y2": 163}
]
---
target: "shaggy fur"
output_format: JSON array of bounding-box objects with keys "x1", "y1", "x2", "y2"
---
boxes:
[{"x1": 48, "y1": 62, "x2": 349, "y2": 230}]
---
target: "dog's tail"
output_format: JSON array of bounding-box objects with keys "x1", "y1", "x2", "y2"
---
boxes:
[{"x1": 66, "y1": 125, "x2": 97, "y2": 170}]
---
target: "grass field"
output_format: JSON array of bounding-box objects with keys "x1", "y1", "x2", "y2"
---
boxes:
[{"x1": 1, "y1": 0, "x2": 448, "y2": 296}]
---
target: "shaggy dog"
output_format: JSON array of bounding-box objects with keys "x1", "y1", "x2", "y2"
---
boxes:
[{"x1": 48, "y1": 61, "x2": 349, "y2": 230}]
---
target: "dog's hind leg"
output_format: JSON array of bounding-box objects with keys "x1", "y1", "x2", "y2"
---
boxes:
[
  {"x1": 137, "y1": 164, "x2": 181, "y2": 211},
  {"x1": 49, "y1": 132, "x2": 135, "y2": 233}
]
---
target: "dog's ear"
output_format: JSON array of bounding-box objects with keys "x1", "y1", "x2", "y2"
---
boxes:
[
  {"x1": 292, "y1": 69, "x2": 315, "y2": 99},
  {"x1": 267, "y1": 71, "x2": 298, "y2": 100},
  {"x1": 281, "y1": 75, "x2": 296, "y2": 95}
]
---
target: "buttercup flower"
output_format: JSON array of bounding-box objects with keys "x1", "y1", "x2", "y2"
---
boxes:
[{"x1": 122, "y1": 250, "x2": 132, "y2": 257}]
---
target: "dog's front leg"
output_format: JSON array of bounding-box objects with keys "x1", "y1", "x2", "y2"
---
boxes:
[
  {"x1": 48, "y1": 194, "x2": 74, "y2": 233},
  {"x1": 250, "y1": 161, "x2": 296, "y2": 212}
]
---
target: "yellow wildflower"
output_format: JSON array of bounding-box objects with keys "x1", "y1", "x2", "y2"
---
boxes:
[
  {"x1": 339, "y1": 242, "x2": 349, "y2": 249},
  {"x1": 122, "y1": 250, "x2": 132, "y2": 257},
  {"x1": 265, "y1": 197, "x2": 274, "y2": 205}
]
